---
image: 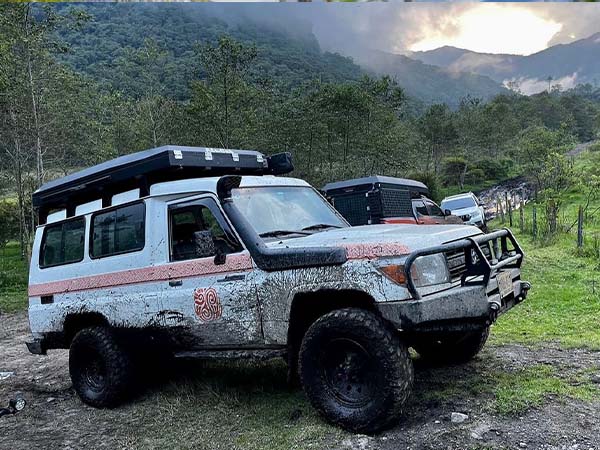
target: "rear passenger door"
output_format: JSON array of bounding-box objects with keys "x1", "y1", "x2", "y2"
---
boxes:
[{"x1": 162, "y1": 196, "x2": 262, "y2": 348}]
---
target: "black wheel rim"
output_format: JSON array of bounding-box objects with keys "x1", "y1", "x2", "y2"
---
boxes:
[
  {"x1": 80, "y1": 348, "x2": 107, "y2": 394},
  {"x1": 320, "y1": 338, "x2": 377, "y2": 407}
]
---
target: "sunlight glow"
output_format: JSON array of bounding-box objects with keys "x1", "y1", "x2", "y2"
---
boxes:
[{"x1": 409, "y1": 5, "x2": 563, "y2": 56}]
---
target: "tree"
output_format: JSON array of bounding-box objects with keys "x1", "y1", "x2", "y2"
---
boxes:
[
  {"x1": 418, "y1": 104, "x2": 457, "y2": 174},
  {"x1": 189, "y1": 36, "x2": 258, "y2": 148}
]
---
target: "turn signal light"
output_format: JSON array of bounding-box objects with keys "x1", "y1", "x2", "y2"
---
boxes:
[{"x1": 379, "y1": 264, "x2": 407, "y2": 285}]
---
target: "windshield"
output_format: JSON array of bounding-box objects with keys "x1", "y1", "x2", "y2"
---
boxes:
[
  {"x1": 441, "y1": 196, "x2": 476, "y2": 211},
  {"x1": 231, "y1": 186, "x2": 348, "y2": 238}
]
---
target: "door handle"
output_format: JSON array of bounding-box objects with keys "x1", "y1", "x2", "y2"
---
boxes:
[
  {"x1": 217, "y1": 274, "x2": 246, "y2": 283},
  {"x1": 169, "y1": 280, "x2": 183, "y2": 287}
]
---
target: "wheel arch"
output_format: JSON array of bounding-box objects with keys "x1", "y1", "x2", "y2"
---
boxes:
[
  {"x1": 63, "y1": 312, "x2": 110, "y2": 346},
  {"x1": 287, "y1": 289, "x2": 378, "y2": 360}
]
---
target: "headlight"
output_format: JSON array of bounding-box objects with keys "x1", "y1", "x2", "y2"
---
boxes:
[
  {"x1": 376, "y1": 254, "x2": 450, "y2": 287},
  {"x1": 411, "y1": 254, "x2": 451, "y2": 287}
]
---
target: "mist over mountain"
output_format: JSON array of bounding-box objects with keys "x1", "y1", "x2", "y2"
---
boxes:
[
  {"x1": 410, "y1": 33, "x2": 600, "y2": 94},
  {"x1": 351, "y1": 50, "x2": 507, "y2": 107},
  {"x1": 53, "y1": 3, "x2": 507, "y2": 108}
]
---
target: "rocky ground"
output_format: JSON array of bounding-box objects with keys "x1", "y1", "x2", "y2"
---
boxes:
[{"x1": 1, "y1": 311, "x2": 599, "y2": 450}]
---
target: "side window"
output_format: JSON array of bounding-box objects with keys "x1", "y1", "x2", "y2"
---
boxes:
[
  {"x1": 412, "y1": 199, "x2": 428, "y2": 216},
  {"x1": 169, "y1": 200, "x2": 241, "y2": 262},
  {"x1": 91, "y1": 202, "x2": 145, "y2": 258},
  {"x1": 426, "y1": 201, "x2": 444, "y2": 217},
  {"x1": 40, "y1": 217, "x2": 85, "y2": 268}
]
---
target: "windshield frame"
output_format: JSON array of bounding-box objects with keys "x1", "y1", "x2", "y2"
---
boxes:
[{"x1": 231, "y1": 185, "x2": 349, "y2": 240}]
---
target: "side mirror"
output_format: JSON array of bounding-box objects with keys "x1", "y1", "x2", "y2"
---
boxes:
[
  {"x1": 214, "y1": 247, "x2": 226, "y2": 266},
  {"x1": 444, "y1": 209, "x2": 452, "y2": 216}
]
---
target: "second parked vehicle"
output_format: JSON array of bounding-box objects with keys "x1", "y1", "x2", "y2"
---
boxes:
[
  {"x1": 322, "y1": 175, "x2": 463, "y2": 226},
  {"x1": 441, "y1": 192, "x2": 487, "y2": 230}
]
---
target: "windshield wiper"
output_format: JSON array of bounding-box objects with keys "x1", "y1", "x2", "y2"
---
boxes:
[
  {"x1": 300, "y1": 223, "x2": 344, "y2": 232},
  {"x1": 259, "y1": 230, "x2": 312, "y2": 238}
]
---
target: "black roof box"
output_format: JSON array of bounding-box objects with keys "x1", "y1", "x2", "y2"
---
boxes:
[
  {"x1": 322, "y1": 175, "x2": 429, "y2": 196},
  {"x1": 33, "y1": 145, "x2": 292, "y2": 222}
]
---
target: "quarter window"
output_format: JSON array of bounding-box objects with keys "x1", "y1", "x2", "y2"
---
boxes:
[
  {"x1": 40, "y1": 218, "x2": 85, "y2": 268},
  {"x1": 412, "y1": 200, "x2": 429, "y2": 216},
  {"x1": 91, "y1": 202, "x2": 145, "y2": 258},
  {"x1": 426, "y1": 201, "x2": 444, "y2": 217}
]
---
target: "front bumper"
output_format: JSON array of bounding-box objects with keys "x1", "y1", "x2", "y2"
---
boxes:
[
  {"x1": 378, "y1": 277, "x2": 530, "y2": 332},
  {"x1": 379, "y1": 228, "x2": 529, "y2": 332}
]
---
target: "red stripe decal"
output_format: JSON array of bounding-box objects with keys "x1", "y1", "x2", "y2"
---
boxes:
[{"x1": 28, "y1": 253, "x2": 253, "y2": 297}]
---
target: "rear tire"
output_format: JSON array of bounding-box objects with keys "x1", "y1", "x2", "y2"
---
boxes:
[
  {"x1": 413, "y1": 327, "x2": 490, "y2": 365},
  {"x1": 69, "y1": 326, "x2": 133, "y2": 408},
  {"x1": 298, "y1": 308, "x2": 413, "y2": 433}
]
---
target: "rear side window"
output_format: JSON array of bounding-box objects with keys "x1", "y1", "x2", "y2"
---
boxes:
[
  {"x1": 40, "y1": 218, "x2": 85, "y2": 268},
  {"x1": 426, "y1": 201, "x2": 444, "y2": 217},
  {"x1": 412, "y1": 200, "x2": 428, "y2": 216},
  {"x1": 91, "y1": 202, "x2": 145, "y2": 258}
]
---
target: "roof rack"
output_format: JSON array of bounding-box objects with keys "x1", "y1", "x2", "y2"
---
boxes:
[{"x1": 33, "y1": 145, "x2": 293, "y2": 224}]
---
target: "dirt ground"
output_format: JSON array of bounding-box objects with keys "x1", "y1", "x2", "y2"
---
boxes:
[{"x1": 1, "y1": 311, "x2": 599, "y2": 450}]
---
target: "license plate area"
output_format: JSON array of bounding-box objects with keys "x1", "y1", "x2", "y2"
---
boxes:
[{"x1": 496, "y1": 271, "x2": 514, "y2": 299}]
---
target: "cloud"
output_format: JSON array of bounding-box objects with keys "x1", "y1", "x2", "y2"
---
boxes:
[{"x1": 503, "y1": 73, "x2": 578, "y2": 95}]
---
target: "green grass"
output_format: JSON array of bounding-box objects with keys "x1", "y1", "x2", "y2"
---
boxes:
[
  {"x1": 0, "y1": 241, "x2": 28, "y2": 314},
  {"x1": 125, "y1": 360, "x2": 346, "y2": 450},
  {"x1": 415, "y1": 361, "x2": 599, "y2": 417},
  {"x1": 493, "y1": 364, "x2": 598, "y2": 415},
  {"x1": 490, "y1": 150, "x2": 600, "y2": 349}
]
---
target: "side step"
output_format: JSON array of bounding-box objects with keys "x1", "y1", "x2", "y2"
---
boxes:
[{"x1": 174, "y1": 348, "x2": 286, "y2": 361}]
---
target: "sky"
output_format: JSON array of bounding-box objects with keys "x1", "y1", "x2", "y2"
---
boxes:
[{"x1": 272, "y1": 3, "x2": 600, "y2": 57}]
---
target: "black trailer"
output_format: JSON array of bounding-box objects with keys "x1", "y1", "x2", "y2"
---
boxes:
[{"x1": 322, "y1": 175, "x2": 461, "y2": 226}]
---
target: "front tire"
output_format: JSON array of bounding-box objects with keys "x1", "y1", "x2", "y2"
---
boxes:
[
  {"x1": 298, "y1": 308, "x2": 413, "y2": 433},
  {"x1": 413, "y1": 326, "x2": 490, "y2": 365},
  {"x1": 69, "y1": 326, "x2": 133, "y2": 408}
]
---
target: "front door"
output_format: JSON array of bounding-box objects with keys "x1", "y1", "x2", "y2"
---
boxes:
[{"x1": 161, "y1": 196, "x2": 262, "y2": 348}]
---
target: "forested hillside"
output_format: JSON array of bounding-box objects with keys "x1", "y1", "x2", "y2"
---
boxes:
[
  {"x1": 1, "y1": 3, "x2": 600, "y2": 259},
  {"x1": 55, "y1": 3, "x2": 505, "y2": 108},
  {"x1": 55, "y1": 3, "x2": 365, "y2": 100}
]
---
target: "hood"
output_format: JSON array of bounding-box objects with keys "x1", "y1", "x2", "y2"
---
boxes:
[
  {"x1": 449, "y1": 206, "x2": 480, "y2": 216},
  {"x1": 266, "y1": 224, "x2": 483, "y2": 257}
]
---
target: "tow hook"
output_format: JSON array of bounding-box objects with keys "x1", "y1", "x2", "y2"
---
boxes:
[
  {"x1": 489, "y1": 302, "x2": 500, "y2": 322},
  {"x1": 0, "y1": 396, "x2": 27, "y2": 418},
  {"x1": 516, "y1": 281, "x2": 532, "y2": 303}
]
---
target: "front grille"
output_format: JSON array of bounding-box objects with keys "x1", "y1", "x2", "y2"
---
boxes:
[
  {"x1": 460, "y1": 214, "x2": 471, "y2": 221},
  {"x1": 445, "y1": 244, "x2": 493, "y2": 281}
]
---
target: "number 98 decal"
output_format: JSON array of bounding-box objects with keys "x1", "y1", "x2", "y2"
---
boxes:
[{"x1": 193, "y1": 287, "x2": 222, "y2": 322}]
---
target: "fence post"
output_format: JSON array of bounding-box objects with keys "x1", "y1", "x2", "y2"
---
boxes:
[
  {"x1": 499, "y1": 197, "x2": 505, "y2": 224},
  {"x1": 577, "y1": 205, "x2": 584, "y2": 248},
  {"x1": 508, "y1": 199, "x2": 513, "y2": 228},
  {"x1": 519, "y1": 201, "x2": 524, "y2": 233},
  {"x1": 532, "y1": 205, "x2": 538, "y2": 238},
  {"x1": 548, "y1": 200, "x2": 557, "y2": 234}
]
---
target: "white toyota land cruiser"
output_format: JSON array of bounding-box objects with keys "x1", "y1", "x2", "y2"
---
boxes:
[{"x1": 27, "y1": 146, "x2": 530, "y2": 433}]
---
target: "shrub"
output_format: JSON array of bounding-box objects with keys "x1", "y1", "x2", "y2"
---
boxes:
[
  {"x1": 0, "y1": 200, "x2": 20, "y2": 249},
  {"x1": 408, "y1": 171, "x2": 443, "y2": 202}
]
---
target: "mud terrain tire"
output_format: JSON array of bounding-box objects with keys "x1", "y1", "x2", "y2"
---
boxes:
[
  {"x1": 414, "y1": 326, "x2": 490, "y2": 365},
  {"x1": 298, "y1": 308, "x2": 413, "y2": 433},
  {"x1": 69, "y1": 326, "x2": 133, "y2": 408}
]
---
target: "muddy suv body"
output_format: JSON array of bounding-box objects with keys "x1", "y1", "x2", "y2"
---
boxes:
[{"x1": 27, "y1": 146, "x2": 530, "y2": 432}]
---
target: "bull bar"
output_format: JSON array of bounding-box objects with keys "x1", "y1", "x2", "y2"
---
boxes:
[{"x1": 404, "y1": 228, "x2": 524, "y2": 300}]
